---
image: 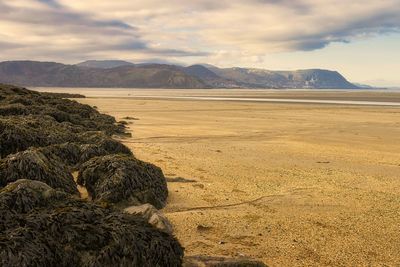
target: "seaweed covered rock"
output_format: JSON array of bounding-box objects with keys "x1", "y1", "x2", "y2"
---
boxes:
[
  {"x1": 78, "y1": 154, "x2": 168, "y2": 209},
  {"x1": 0, "y1": 85, "x2": 131, "y2": 162},
  {"x1": 0, "y1": 103, "x2": 29, "y2": 116},
  {"x1": 78, "y1": 131, "x2": 132, "y2": 164},
  {"x1": 37, "y1": 142, "x2": 82, "y2": 168},
  {"x1": 0, "y1": 84, "x2": 39, "y2": 97},
  {"x1": 0, "y1": 179, "x2": 67, "y2": 219},
  {"x1": 0, "y1": 149, "x2": 78, "y2": 194},
  {"x1": 34, "y1": 97, "x2": 121, "y2": 134},
  {"x1": 37, "y1": 137, "x2": 132, "y2": 170},
  {"x1": 0, "y1": 85, "x2": 184, "y2": 266},
  {"x1": 0, "y1": 116, "x2": 131, "y2": 160},
  {"x1": 0, "y1": 179, "x2": 184, "y2": 267},
  {"x1": 0, "y1": 115, "x2": 82, "y2": 158},
  {"x1": 0, "y1": 85, "x2": 122, "y2": 135}
]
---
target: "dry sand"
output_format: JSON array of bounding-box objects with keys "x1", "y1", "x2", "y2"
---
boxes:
[{"x1": 76, "y1": 90, "x2": 400, "y2": 266}]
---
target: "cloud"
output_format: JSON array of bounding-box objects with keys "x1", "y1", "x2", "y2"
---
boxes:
[
  {"x1": 0, "y1": 0, "x2": 399, "y2": 64},
  {"x1": 0, "y1": 0, "x2": 205, "y2": 62},
  {"x1": 0, "y1": 41, "x2": 24, "y2": 50}
]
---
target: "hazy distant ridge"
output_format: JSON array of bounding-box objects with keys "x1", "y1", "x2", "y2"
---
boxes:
[
  {"x1": 76, "y1": 60, "x2": 135, "y2": 69},
  {"x1": 200, "y1": 65, "x2": 359, "y2": 89},
  {"x1": 0, "y1": 60, "x2": 360, "y2": 89},
  {"x1": 0, "y1": 61, "x2": 205, "y2": 88}
]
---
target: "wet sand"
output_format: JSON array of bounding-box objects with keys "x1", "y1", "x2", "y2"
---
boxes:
[
  {"x1": 72, "y1": 90, "x2": 400, "y2": 266},
  {"x1": 33, "y1": 87, "x2": 400, "y2": 103}
]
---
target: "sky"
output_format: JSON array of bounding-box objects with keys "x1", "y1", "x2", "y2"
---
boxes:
[{"x1": 0, "y1": 0, "x2": 399, "y2": 86}]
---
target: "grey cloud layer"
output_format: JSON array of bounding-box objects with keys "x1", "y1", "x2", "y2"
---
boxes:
[
  {"x1": 0, "y1": 0, "x2": 399, "y2": 62},
  {"x1": 0, "y1": 0, "x2": 205, "y2": 61}
]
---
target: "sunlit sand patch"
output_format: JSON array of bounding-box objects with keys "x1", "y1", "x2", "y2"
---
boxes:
[{"x1": 76, "y1": 89, "x2": 400, "y2": 266}]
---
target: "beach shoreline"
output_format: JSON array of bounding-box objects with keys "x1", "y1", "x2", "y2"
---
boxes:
[{"x1": 75, "y1": 91, "x2": 400, "y2": 266}]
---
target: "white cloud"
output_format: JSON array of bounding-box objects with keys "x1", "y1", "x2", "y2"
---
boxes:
[{"x1": 0, "y1": 0, "x2": 399, "y2": 65}]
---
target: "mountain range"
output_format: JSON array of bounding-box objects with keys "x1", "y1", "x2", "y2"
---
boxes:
[{"x1": 0, "y1": 60, "x2": 360, "y2": 89}]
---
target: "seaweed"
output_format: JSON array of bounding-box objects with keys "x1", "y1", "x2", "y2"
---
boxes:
[
  {"x1": 36, "y1": 133, "x2": 132, "y2": 169},
  {"x1": 0, "y1": 84, "x2": 130, "y2": 160},
  {"x1": 40, "y1": 92, "x2": 85, "y2": 98},
  {"x1": 78, "y1": 131, "x2": 133, "y2": 160},
  {"x1": 77, "y1": 154, "x2": 168, "y2": 209},
  {"x1": 0, "y1": 85, "x2": 123, "y2": 135},
  {"x1": 38, "y1": 143, "x2": 82, "y2": 168},
  {"x1": 0, "y1": 84, "x2": 186, "y2": 266},
  {"x1": 0, "y1": 84, "x2": 38, "y2": 97},
  {"x1": 0, "y1": 103, "x2": 29, "y2": 116},
  {"x1": 0, "y1": 179, "x2": 184, "y2": 267},
  {"x1": 0, "y1": 148, "x2": 78, "y2": 194},
  {"x1": 0, "y1": 115, "x2": 81, "y2": 158},
  {"x1": 0, "y1": 118, "x2": 132, "y2": 160}
]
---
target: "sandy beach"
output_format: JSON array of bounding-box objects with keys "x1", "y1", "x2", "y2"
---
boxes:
[{"x1": 72, "y1": 89, "x2": 400, "y2": 266}]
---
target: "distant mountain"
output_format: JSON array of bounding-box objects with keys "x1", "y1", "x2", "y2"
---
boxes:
[
  {"x1": 202, "y1": 66, "x2": 359, "y2": 89},
  {"x1": 76, "y1": 60, "x2": 134, "y2": 69},
  {"x1": 181, "y1": 65, "x2": 240, "y2": 88},
  {"x1": 0, "y1": 61, "x2": 205, "y2": 88},
  {"x1": 0, "y1": 60, "x2": 361, "y2": 89}
]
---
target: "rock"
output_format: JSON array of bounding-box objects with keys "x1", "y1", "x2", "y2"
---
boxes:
[
  {"x1": 122, "y1": 116, "x2": 139, "y2": 120},
  {"x1": 166, "y1": 176, "x2": 197, "y2": 183},
  {"x1": 124, "y1": 203, "x2": 173, "y2": 234},
  {"x1": 183, "y1": 255, "x2": 267, "y2": 267},
  {"x1": 197, "y1": 225, "x2": 213, "y2": 232},
  {"x1": 193, "y1": 184, "x2": 205, "y2": 189},
  {"x1": 77, "y1": 154, "x2": 168, "y2": 208}
]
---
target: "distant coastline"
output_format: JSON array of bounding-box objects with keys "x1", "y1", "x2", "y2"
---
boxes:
[{"x1": 0, "y1": 60, "x2": 362, "y2": 89}]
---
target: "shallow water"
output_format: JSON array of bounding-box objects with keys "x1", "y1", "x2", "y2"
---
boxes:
[
  {"x1": 32, "y1": 87, "x2": 400, "y2": 106},
  {"x1": 105, "y1": 95, "x2": 400, "y2": 106}
]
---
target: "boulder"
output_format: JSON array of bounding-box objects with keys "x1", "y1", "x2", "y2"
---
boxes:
[{"x1": 125, "y1": 203, "x2": 174, "y2": 234}]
